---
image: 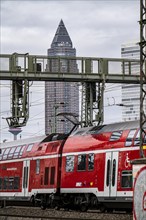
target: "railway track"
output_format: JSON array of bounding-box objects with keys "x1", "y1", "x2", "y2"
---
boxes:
[
  {"x1": 0, "y1": 213, "x2": 101, "y2": 220},
  {"x1": 0, "y1": 206, "x2": 133, "y2": 220}
]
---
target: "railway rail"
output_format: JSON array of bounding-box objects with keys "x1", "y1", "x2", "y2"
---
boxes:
[
  {"x1": 0, "y1": 206, "x2": 132, "y2": 220},
  {"x1": 0, "y1": 213, "x2": 100, "y2": 220}
]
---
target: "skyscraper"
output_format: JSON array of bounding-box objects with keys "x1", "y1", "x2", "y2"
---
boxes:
[
  {"x1": 121, "y1": 42, "x2": 145, "y2": 121},
  {"x1": 45, "y1": 20, "x2": 79, "y2": 134}
]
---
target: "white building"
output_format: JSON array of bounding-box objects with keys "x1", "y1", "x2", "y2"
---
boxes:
[{"x1": 121, "y1": 42, "x2": 143, "y2": 121}]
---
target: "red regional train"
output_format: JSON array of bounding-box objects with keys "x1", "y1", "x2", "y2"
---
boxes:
[{"x1": 0, "y1": 120, "x2": 146, "y2": 212}]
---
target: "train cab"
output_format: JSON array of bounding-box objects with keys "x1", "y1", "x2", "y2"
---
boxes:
[{"x1": 0, "y1": 134, "x2": 64, "y2": 205}]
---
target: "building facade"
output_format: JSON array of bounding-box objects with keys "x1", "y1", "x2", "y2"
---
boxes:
[
  {"x1": 121, "y1": 42, "x2": 144, "y2": 121},
  {"x1": 45, "y1": 20, "x2": 79, "y2": 134}
]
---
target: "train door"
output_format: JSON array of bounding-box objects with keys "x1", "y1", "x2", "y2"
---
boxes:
[
  {"x1": 22, "y1": 160, "x2": 30, "y2": 197},
  {"x1": 104, "y1": 151, "x2": 119, "y2": 197}
]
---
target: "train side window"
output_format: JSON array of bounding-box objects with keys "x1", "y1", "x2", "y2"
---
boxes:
[
  {"x1": 3, "y1": 148, "x2": 10, "y2": 160},
  {"x1": 125, "y1": 129, "x2": 136, "y2": 147},
  {"x1": 134, "y1": 130, "x2": 140, "y2": 146},
  {"x1": 36, "y1": 159, "x2": 40, "y2": 174},
  {"x1": 19, "y1": 145, "x2": 26, "y2": 156},
  {"x1": 106, "y1": 160, "x2": 110, "y2": 187},
  {"x1": 88, "y1": 153, "x2": 94, "y2": 170},
  {"x1": 66, "y1": 155, "x2": 75, "y2": 172},
  {"x1": 13, "y1": 146, "x2": 22, "y2": 158},
  {"x1": 23, "y1": 167, "x2": 28, "y2": 188},
  {"x1": 0, "y1": 149, "x2": 5, "y2": 160},
  {"x1": 3, "y1": 177, "x2": 8, "y2": 189},
  {"x1": 9, "y1": 177, "x2": 14, "y2": 189},
  {"x1": 110, "y1": 131, "x2": 122, "y2": 141},
  {"x1": 77, "y1": 154, "x2": 86, "y2": 171},
  {"x1": 37, "y1": 146, "x2": 42, "y2": 151},
  {"x1": 14, "y1": 177, "x2": 20, "y2": 189},
  {"x1": 112, "y1": 159, "x2": 116, "y2": 186},
  {"x1": 0, "y1": 178, "x2": 2, "y2": 189},
  {"x1": 44, "y1": 167, "x2": 49, "y2": 185},
  {"x1": 26, "y1": 143, "x2": 34, "y2": 152},
  {"x1": 50, "y1": 167, "x2": 55, "y2": 185},
  {"x1": 121, "y1": 170, "x2": 132, "y2": 188},
  {"x1": 41, "y1": 175, "x2": 43, "y2": 185},
  {"x1": 8, "y1": 147, "x2": 16, "y2": 159}
]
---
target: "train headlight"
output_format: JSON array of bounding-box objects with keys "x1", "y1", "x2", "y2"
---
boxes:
[{"x1": 90, "y1": 182, "x2": 93, "y2": 186}]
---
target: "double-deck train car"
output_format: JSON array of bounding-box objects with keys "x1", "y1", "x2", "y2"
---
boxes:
[{"x1": 0, "y1": 120, "x2": 145, "y2": 212}]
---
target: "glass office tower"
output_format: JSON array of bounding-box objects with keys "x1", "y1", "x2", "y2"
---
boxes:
[{"x1": 45, "y1": 20, "x2": 79, "y2": 134}]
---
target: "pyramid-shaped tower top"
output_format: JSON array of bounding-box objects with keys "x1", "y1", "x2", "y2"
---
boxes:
[{"x1": 51, "y1": 19, "x2": 73, "y2": 48}]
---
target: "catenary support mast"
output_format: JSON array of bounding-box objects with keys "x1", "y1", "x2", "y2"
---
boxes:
[
  {"x1": 0, "y1": 54, "x2": 140, "y2": 128},
  {"x1": 140, "y1": 0, "x2": 146, "y2": 158}
]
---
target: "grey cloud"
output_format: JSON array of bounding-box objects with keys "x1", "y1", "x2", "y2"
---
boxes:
[{"x1": 1, "y1": 1, "x2": 139, "y2": 57}]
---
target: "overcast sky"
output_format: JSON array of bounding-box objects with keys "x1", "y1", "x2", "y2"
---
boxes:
[{"x1": 0, "y1": 0, "x2": 139, "y2": 142}]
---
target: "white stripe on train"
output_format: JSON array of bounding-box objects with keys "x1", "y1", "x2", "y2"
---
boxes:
[{"x1": 0, "y1": 146, "x2": 140, "y2": 164}]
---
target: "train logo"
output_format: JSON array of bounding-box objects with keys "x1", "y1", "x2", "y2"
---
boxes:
[{"x1": 124, "y1": 153, "x2": 130, "y2": 168}]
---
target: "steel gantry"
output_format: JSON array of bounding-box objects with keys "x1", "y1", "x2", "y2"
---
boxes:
[
  {"x1": 140, "y1": 0, "x2": 146, "y2": 158},
  {"x1": 0, "y1": 53, "x2": 141, "y2": 129},
  {"x1": 5, "y1": 53, "x2": 30, "y2": 127}
]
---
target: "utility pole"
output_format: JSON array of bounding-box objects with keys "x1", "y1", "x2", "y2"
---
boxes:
[
  {"x1": 53, "y1": 102, "x2": 65, "y2": 133},
  {"x1": 140, "y1": 0, "x2": 146, "y2": 158},
  {"x1": 53, "y1": 105, "x2": 59, "y2": 133}
]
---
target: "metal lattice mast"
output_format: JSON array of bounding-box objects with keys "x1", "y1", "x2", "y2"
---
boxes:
[
  {"x1": 6, "y1": 53, "x2": 30, "y2": 128},
  {"x1": 81, "y1": 82, "x2": 96, "y2": 127},
  {"x1": 6, "y1": 79, "x2": 29, "y2": 128},
  {"x1": 81, "y1": 59, "x2": 104, "y2": 127},
  {"x1": 140, "y1": 0, "x2": 146, "y2": 157},
  {"x1": 81, "y1": 82, "x2": 88, "y2": 127}
]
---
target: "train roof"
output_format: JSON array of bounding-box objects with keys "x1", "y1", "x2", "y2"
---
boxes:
[
  {"x1": 0, "y1": 120, "x2": 143, "y2": 148},
  {"x1": 0, "y1": 135, "x2": 46, "y2": 148},
  {"x1": 97, "y1": 120, "x2": 140, "y2": 133},
  {"x1": 71, "y1": 120, "x2": 141, "y2": 136}
]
